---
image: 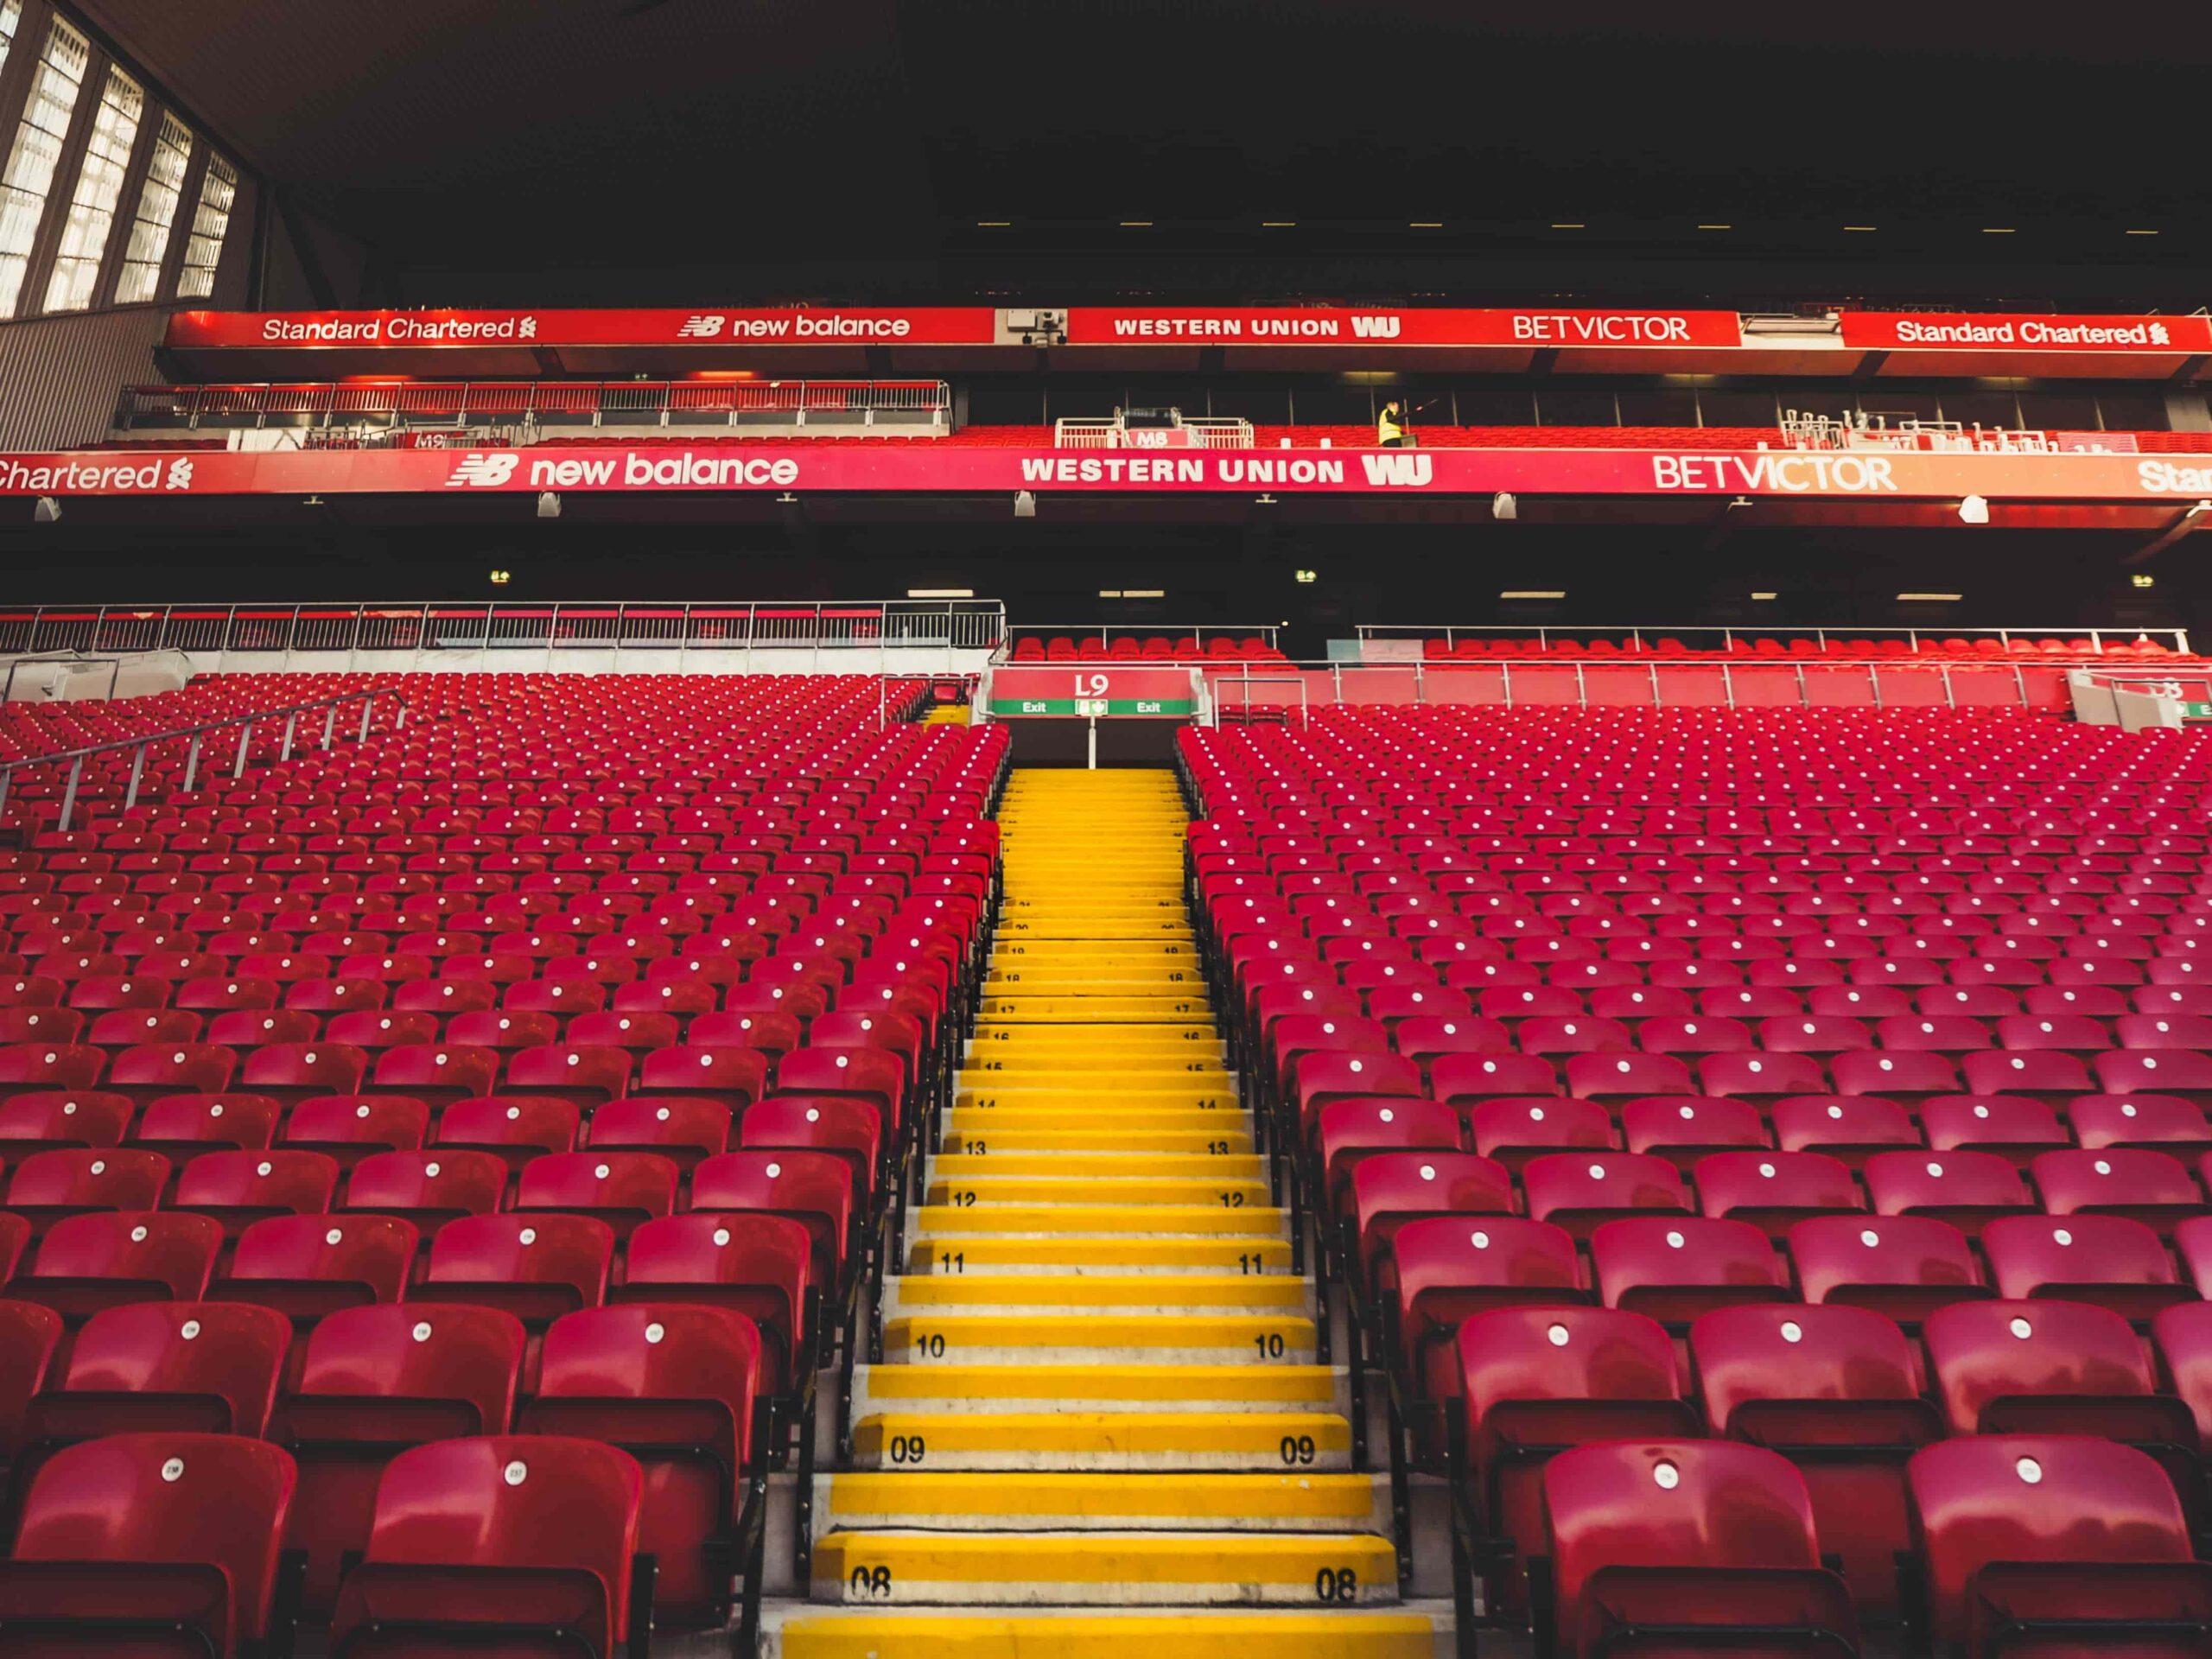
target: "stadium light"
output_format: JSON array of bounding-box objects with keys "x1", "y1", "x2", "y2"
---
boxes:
[
  {"x1": 2133, "y1": 574, "x2": 2156, "y2": 589},
  {"x1": 1294, "y1": 569, "x2": 1319, "y2": 585},
  {"x1": 1958, "y1": 495, "x2": 1990, "y2": 524},
  {"x1": 1013, "y1": 491, "x2": 1036, "y2": 518},
  {"x1": 536, "y1": 491, "x2": 561, "y2": 519},
  {"x1": 1751, "y1": 591, "x2": 1778, "y2": 601},
  {"x1": 1501, "y1": 590, "x2": 1566, "y2": 601},
  {"x1": 1897, "y1": 592, "x2": 1963, "y2": 602},
  {"x1": 1492, "y1": 493, "x2": 1517, "y2": 521},
  {"x1": 907, "y1": 588, "x2": 974, "y2": 599},
  {"x1": 487, "y1": 569, "x2": 512, "y2": 586},
  {"x1": 30, "y1": 496, "x2": 59, "y2": 524}
]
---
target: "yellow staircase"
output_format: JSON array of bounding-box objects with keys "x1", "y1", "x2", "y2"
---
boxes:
[{"x1": 768, "y1": 769, "x2": 1448, "y2": 1656}]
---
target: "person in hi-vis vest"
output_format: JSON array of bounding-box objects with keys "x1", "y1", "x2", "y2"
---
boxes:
[{"x1": 1377, "y1": 397, "x2": 1409, "y2": 448}]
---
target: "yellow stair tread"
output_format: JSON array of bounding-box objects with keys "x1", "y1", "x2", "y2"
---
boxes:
[
  {"x1": 820, "y1": 1470, "x2": 1382, "y2": 1521},
  {"x1": 889, "y1": 1273, "x2": 1305, "y2": 1309},
  {"x1": 856, "y1": 1363, "x2": 1338, "y2": 1405},
  {"x1": 905, "y1": 1237, "x2": 1293, "y2": 1272},
  {"x1": 883, "y1": 1313, "x2": 1315, "y2": 1349},
  {"x1": 770, "y1": 1609, "x2": 1446, "y2": 1659},
  {"x1": 850, "y1": 1411, "x2": 1349, "y2": 1452},
  {"x1": 906, "y1": 1202, "x2": 1287, "y2": 1235},
  {"x1": 811, "y1": 1529, "x2": 1395, "y2": 1583}
]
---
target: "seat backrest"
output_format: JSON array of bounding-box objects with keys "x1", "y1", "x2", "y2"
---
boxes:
[
  {"x1": 0, "y1": 1295, "x2": 63, "y2": 1452},
  {"x1": 48, "y1": 1299, "x2": 291, "y2": 1436},
  {"x1": 8, "y1": 1431, "x2": 297, "y2": 1649},
  {"x1": 531, "y1": 1302, "x2": 762, "y2": 1475},
  {"x1": 1589, "y1": 1217, "x2": 1787, "y2": 1324},
  {"x1": 344, "y1": 1434, "x2": 641, "y2": 1652},
  {"x1": 1690, "y1": 1302, "x2": 1925, "y2": 1436},
  {"x1": 617, "y1": 1213, "x2": 811, "y2": 1353},
  {"x1": 293, "y1": 1301, "x2": 526, "y2": 1437},
  {"x1": 422, "y1": 1213, "x2": 614, "y2": 1319},
  {"x1": 5, "y1": 1146, "x2": 170, "y2": 1215},
  {"x1": 223, "y1": 1212, "x2": 418, "y2": 1309},
  {"x1": 513, "y1": 1150, "x2": 680, "y2": 1224},
  {"x1": 23, "y1": 1210, "x2": 221, "y2": 1304},
  {"x1": 1981, "y1": 1213, "x2": 2183, "y2": 1314},
  {"x1": 1907, "y1": 1434, "x2": 2197, "y2": 1653},
  {"x1": 1542, "y1": 1440, "x2": 1838, "y2": 1659},
  {"x1": 173, "y1": 1148, "x2": 341, "y2": 1225},
  {"x1": 1924, "y1": 1299, "x2": 2160, "y2": 1436},
  {"x1": 1786, "y1": 1215, "x2": 1984, "y2": 1318},
  {"x1": 341, "y1": 1148, "x2": 508, "y2": 1225}
]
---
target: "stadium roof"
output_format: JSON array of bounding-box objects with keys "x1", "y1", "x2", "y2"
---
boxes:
[{"x1": 69, "y1": 0, "x2": 2212, "y2": 304}]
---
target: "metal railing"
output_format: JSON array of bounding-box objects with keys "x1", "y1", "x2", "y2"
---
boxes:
[
  {"x1": 0, "y1": 601, "x2": 1008, "y2": 665},
  {"x1": 1198, "y1": 657, "x2": 2089, "y2": 715},
  {"x1": 1001, "y1": 623, "x2": 1281, "y2": 654},
  {"x1": 114, "y1": 379, "x2": 954, "y2": 435},
  {"x1": 1777, "y1": 411, "x2": 2142, "y2": 457},
  {"x1": 0, "y1": 650, "x2": 186, "y2": 702},
  {"x1": 0, "y1": 687, "x2": 405, "y2": 831},
  {"x1": 1355, "y1": 624, "x2": 2194, "y2": 655},
  {"x1": 1051, "y1": 415, "x2": 1255, "y2": 450}
]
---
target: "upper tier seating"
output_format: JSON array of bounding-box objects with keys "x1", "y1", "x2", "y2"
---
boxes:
[
  {"x1": 1186, "y1": 705, "x2": 2212, "y2": 1642},
  {"x1": 0, "y1": 671, "x2": 1004, "y2": 1644},
  {"x1": 1006, "y1": 634, "x2": 1287, "y2": 664}
]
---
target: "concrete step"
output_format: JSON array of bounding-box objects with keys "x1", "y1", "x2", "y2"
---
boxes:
[
  {"x1": 953, "y1": 1087, "x2": 1240, "y2": 1112},
  {"x1": 905, "y1": 1236, "x2": 1294, "y2": 1274},
  {"x1": 851, "y1": 1363, "x2": 1347, "y2": 1419},
  {"x1": 936, "y1": 1121, "x2": 1255, "y2": 1153},
  {"x1": 883, "y1": 1311, "x2": 1317, "y2": 1365},
  {"x1": 882, "y1": 1272, "x2": 1309, "y2": 1318},
  {"x1": 977, "y1": 995, "x2": 1212, "y2": 1020},
  {"x1": 924, "y1": 1173, "x2": 1272, "y2": 1207},
  {"x1": 906, "y1": 1201, "x2": 1287, "y2": 1237},
  {"x1": 764, "y1": 1605, "x2": 1454, "y2": 1658},
  {"x1": 809, "y1": 1529, "x2": 1397, "y2": 1607},
  {"x1": 847, "y1": 1409, "x2": 1351, "y2": 1471},
  {"x1": 968, "y1": 1026, "x2": 1218, "y2": 1048},
  {"x1": 814, "y1": 1470, "x2": 1390, "y2": 1535},
  {"x1": 929, "y1": 1152, "x2": 1262, "y2": 1180}
]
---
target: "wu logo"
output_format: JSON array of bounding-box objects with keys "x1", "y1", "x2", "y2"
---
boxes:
[
  {"x1": 447, "y1": 453, "x2": 519, "y2": 488},
  {"x1": 1359, "y1": 452, "x2": 1433, "y2": 486},
  {"x1": 1349, "y1": 315, "x2": 1402, "y2": 338}
]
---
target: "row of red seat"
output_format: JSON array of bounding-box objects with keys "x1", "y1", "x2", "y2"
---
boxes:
[
  {"x1": 1006, "y1": 634, "x2": 1285, "y2": 663},
  {"x1": 0, "y1": 670, "x2": 1011, "y2": 1653},
  {"x1": 1184, "y1": 703, "x2": 2212, "y2": 1650}
]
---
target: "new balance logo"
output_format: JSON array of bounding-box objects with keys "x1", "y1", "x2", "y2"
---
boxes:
[
  {"x1": 446, "y1": 453, "x2": 520, "y2": 488},
  {"x1": 1359, "y1": 452, "x2": 1433, "y2": 486},
  {"x1": 1349, "y1": 315, "x2": 1403, "y2": 339},
  {"x1": 677, "y1": 314, "x2": 726, "y2": 339}
]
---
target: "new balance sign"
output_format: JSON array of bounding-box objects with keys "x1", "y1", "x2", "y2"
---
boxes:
[{"x1": 447, "y1": 453, "x2": 520, "y2": 487}]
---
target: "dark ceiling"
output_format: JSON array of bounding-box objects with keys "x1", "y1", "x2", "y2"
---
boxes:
[{"x1": 70, "y1": 0, "x2": 2212, "y2": 307}]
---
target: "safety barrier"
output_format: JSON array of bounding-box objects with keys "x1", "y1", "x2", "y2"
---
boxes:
[
  {"x1": 1356, "y1": 623, "x2": 2193, "y2": 656},
  {"x1": 0, "y1": 686, "x2": 404, "y2": 831},
  {"x1": 0, "y1": 600, "x2": 1007, "y2": 666},
  {"x1": 1203, "y1": 656, "x2": 2088, "y2": 717},
  {"x1": 114, "y1": 379, "x2": 953, "y2": 434}
]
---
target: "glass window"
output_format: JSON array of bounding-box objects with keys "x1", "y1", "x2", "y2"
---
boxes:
[
  {"x1": 2017, "y1": 390, "x2": 2101, "y2": 434},
  {"x1": 1937, "y1": 390, "x2": 2020, "y2": 433},
  {"x1": 0, "y1": 17, "x2": 91, "y2": 314},
  {"x1": 1616, "y1": 387, "x2": 1700, "y2": 428},
  {"x1": 1535, "y1": 387, "x2": 1618, "y2": 427},
  {"x1": 1455, "y1": 385, "x2": 1537, "y2": 426},
  {"x1": 176, "y1": 153, "x2": 235, "y2": 300},
  {"x1": 113, "y1": 108, "x2": 189, "y2": 305},
  {"x1": 45, "y1": 65, "x2": 143, "y2": 311},
  {"x1": 2095, "y1": 388, "x2": 2170, "y2": 433}
]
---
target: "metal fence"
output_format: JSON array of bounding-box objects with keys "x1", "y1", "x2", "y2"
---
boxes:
[
  {"x1": 1355, "y1": 624, "x2": 2192, "y2": 655},
  {"x1": 115, "y1": 379, "x2": 954, "y2": 434},
  {"x1": 1202, "y1": 657, "x2": 2084, "y2": 717},
  {"x1": 0, "y1": 601, "x2": 1008, "y2": 664},
  {"x1": 1002, "y1": 623, "x2": 1281, "y2": 652}
]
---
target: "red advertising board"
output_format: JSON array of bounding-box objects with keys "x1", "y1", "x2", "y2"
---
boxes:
[
  {"x1": 1838, "y1": 311, "x2": 2212, "y2": 353},
  {"x1": 163, "y1": 307, "x2": 1001, "y2": 350},
  {"x1": 1060, "y1": 307, "x2": 1745, "y2": 348},
  {"x1": 9, "y1": 443, "x2": 2212, "y2": 501}
]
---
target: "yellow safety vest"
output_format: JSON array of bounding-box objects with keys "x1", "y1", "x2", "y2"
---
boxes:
[{"x1": 1377, "y1": 408, "x2": 1403, "y2": 443}]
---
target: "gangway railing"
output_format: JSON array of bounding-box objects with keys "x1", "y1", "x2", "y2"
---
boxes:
[
  {"x1": 0, "y1": 686, "x2": 405, "y2": 831},
  {"x1": 1, "y1": 649, "x2": 188, "y2": 701},
  {"x1": 1052, "y1": 412, "x2": 1255, "y2": 450},
  {"x1": 1000, "y1": 622, "x2": 1280, "y2": 656}
]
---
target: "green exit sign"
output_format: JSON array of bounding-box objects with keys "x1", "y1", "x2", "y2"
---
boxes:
[{"x1": 988, "y1": 696, "x2": 1197, "y2": 718}]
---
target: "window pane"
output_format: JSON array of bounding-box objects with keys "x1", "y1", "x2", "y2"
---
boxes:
[
  {"x1": 1615, "y1": 387, "x2": 1700, "y2": 428},
  {"x1": 2095, "y1": 388, "x2": 2170, "y2": 433},
  {"x1": 45, "y1": 65, "x2": 143, "y2": 311},
  {"x1": 176, "y1": 153, "x2": 235, "y2": 299},
  {"x1": 0, "y1": 17, "x2": 90, "y2": 315},
  {"x1": 1535, "y1": 387, "x2": 1619, "y2": 426},
  {"x1": 114, "y1": 108, "x2": 189, "y2": 304}
]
